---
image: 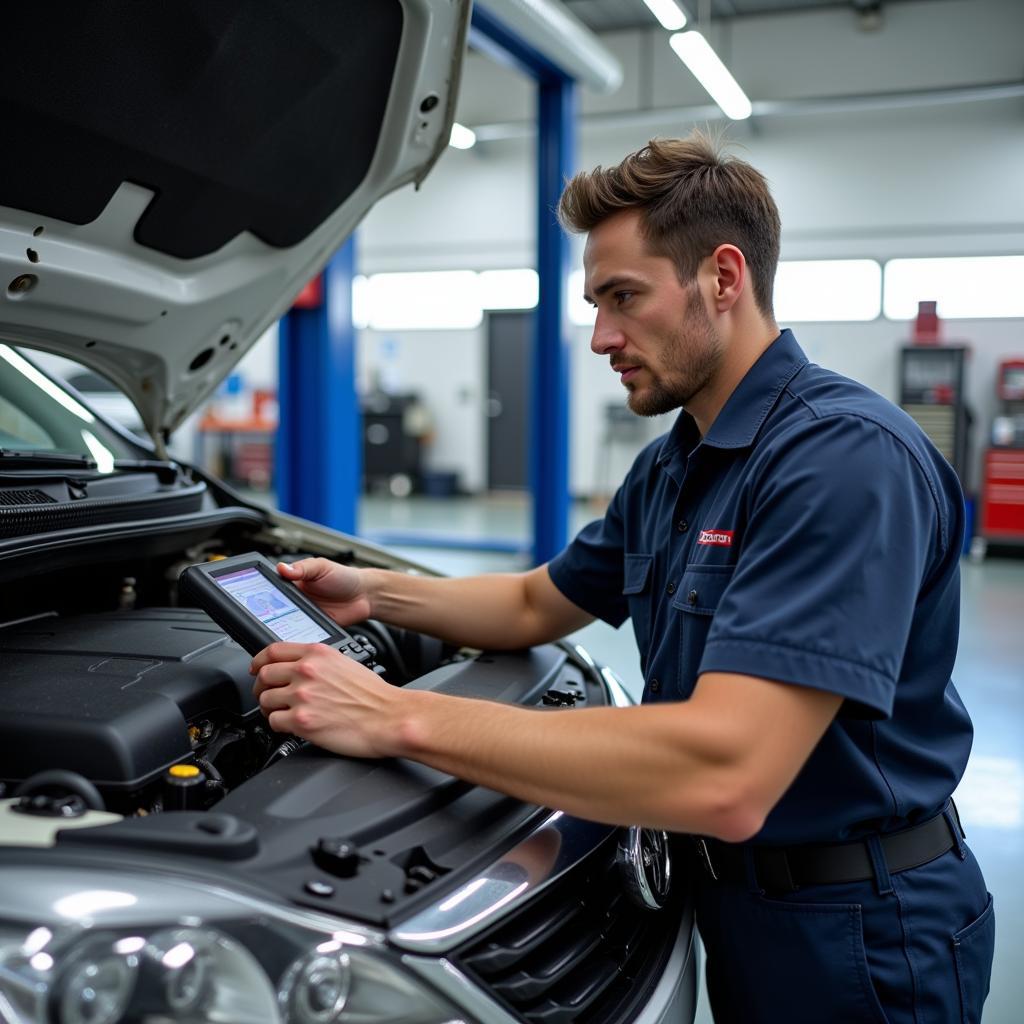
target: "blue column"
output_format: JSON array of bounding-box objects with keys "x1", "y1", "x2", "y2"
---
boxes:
[
  {"x1": 469, "y1": 6, "x2": 577, "y2": 566},
  {"x1": 531, "y1": 74, "x2": 576, "y2": 565},
  {"x1": 276, "y1": 237, "x2": 360, "y2": 534}
]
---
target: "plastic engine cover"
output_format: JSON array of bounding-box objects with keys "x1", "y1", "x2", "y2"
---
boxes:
[{"x1": 0, "y1": 608, "x2": 256, "y2": 792}]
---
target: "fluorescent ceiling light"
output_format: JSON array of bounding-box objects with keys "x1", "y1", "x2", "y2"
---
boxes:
[
  {"x1": 643, "y1": 0, "x2": 688, "y2": 31},
  {"x1": 774, "y1": 260, "x2": 882, "y2": 322},
  {"x1": 669, "y1": 31, "x2": 752, "y2": 120},
  {"x1": 884, "y1": 256, "x2": 1024, "y2": 320},
  {"x1": 449, "y1": 122, "x2": 477, "y2": 150}
]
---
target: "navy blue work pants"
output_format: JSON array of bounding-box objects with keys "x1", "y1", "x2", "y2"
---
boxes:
[{"x1": 693, "y1": 841, "x2": 994, "y2": 1023}]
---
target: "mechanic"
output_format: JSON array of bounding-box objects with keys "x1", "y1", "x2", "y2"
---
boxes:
[{"x1": 251, "y1": 132, "x2": 994, "y2": 1023}]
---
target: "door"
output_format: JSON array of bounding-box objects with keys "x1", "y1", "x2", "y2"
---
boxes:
[{"x1": 486, "y1": 311, "x2": 531, "y2": 490}]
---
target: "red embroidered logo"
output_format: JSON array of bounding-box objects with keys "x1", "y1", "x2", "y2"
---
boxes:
[{"x1": 697, "y1": 529, "x2": 734, "y2": 546}]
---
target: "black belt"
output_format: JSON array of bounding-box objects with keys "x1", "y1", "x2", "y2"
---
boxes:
[{"x1": 694, "y1": 803, "x2": 963, "y2": 892}]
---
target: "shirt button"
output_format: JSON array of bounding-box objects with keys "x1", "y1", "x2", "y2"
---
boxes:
[
  {"x1": 649, "y1": 678, "x2": 661, "y2": 694},
  {"x1": 687, "y1": 589, "x2": 698, "y2": 606},
  {"x1": 666, "y1": 581, "x2": 676, "y2": 595},
  {"x1": 677, "y1": 519, "x2": 689, "y2": 533}
]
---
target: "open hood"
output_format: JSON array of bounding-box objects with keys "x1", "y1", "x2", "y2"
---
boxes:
[{"x1": 0, "y1": 0, "x2": 470, "y2": 449}]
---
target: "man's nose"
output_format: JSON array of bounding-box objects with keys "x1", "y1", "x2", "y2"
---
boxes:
[{"x1": 590, "y1": 311, "x2": 625, "y2": 355}]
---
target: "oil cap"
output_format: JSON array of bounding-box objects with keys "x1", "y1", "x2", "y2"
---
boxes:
[{"x1": 163, "y1": 763, "x2": 206, "y2": 811}]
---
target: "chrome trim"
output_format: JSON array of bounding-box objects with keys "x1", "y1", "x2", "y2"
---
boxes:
[
  {"x1": 571, "y1": 642, "x2": 596, "y2": 669},
  {"x1": 389, "y1": 811, "x2": 615, "y2": 953},
  {"x1": 401, "y1": 956, "x2": 521, "y2": 1024},
  {"x1": 601, "y1": 665, "x2": 635, "y2": 707}
]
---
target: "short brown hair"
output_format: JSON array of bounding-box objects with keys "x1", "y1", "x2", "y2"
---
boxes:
[{"x1": 558, "y1": 131, "x2": 781, "y2": 318}]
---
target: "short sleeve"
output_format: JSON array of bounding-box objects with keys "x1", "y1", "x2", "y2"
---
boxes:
[
  {"x1": 547, "y1": 481, "x2": 631, "y2": 627},
  {"x1": 699, "y1": 415, "x2": 944, "y2": 718}
]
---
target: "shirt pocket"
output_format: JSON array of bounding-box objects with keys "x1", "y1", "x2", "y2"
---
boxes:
[
  {"x1": 622, "y1": 553, "x2": 654, "y2": 655},
  {"x1": 671, "y1": 565, "x2": 734, "y2": 698}
]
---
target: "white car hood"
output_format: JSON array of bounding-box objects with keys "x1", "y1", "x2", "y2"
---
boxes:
[{"x1": 0, "y1": 0, "x2": 469, "y2": 450}]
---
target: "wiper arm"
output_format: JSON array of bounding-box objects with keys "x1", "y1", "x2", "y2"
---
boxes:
[
  {"x1": 0, "y1": 451, "x2": 183, "y2": 484},
  {"x1": 111, "y1": 458, "x2": 185, "y2": 484},
  {"x1": 0, "y1": 448, "x2": 96, "y2": 468}
]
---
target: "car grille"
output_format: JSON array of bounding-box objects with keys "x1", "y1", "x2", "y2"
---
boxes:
[{"x1": 454, "y1": 833, "x2": 683, "y2": 1024}]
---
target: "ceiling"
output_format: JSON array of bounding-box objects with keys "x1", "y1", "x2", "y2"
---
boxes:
[{"x1": 563, "y1": 0, "x2": 919, "y2": 31}]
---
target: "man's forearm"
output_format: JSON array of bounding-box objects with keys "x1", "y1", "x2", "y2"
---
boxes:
[
  {"x1": 362, "y1": 567, "x2": 591, "y2": 650},
  {"x1": 392, "y1": 688, "x2": 759, "y2": 840}
]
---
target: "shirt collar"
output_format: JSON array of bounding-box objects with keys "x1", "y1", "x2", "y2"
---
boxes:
[
  {"x1": 659, "y1": 327, "x2": 811, "y2": 464},
  {"x1": 658, "y1": 329, "x2": 808, "y2": 464}
]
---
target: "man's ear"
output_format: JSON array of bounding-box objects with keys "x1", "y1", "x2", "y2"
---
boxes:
[{"x1": 709, "y1": 244, "x2": 746, "y2": 313}]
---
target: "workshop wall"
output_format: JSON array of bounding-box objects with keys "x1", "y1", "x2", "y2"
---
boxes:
[
  {"x1": 356, "y1": 100, "x2": 1024, "y2": 495},
  {"x1": 352, "y1": 0, "x2": 1024, "y2": 498}
]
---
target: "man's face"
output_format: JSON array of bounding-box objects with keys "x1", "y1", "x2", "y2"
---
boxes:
[{"x1": 582, "y1": 209, "x2": 723, "y2": 417}]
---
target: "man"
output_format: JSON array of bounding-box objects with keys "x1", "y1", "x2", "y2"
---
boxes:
[{"x1": 251, "y1": 133, "x2": 994, "y2": 1022}]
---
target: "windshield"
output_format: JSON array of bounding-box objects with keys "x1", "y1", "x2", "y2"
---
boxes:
[{"x1": 0, "y1": 345, "x2": 146, "y2": 468}]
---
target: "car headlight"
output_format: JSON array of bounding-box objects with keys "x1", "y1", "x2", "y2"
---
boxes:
[{"x1": 0, "y1": 867, "x2": 464, "y2": 1024}]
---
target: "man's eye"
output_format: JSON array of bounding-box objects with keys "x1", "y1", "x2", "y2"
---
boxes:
[{"x1": 615, "y1": 291, "x2": 634, "y2": 305}]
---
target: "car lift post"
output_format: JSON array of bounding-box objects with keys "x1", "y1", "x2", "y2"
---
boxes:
[
  {"x1": 276, "y1": 237, "x2": 360, "y2": 534},
  {"x1": 277, "y1": 11, "x2": 576, "y2": 563},
  {"x1": 469, "y1": 7, "x2": 577, "y2": 565}
]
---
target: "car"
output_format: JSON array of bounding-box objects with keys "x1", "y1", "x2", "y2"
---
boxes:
[{"x1": 0, "y1": 3, "x2": 697, "y2": 1023}]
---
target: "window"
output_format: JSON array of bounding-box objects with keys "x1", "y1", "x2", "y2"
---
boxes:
[
  {"x1": 353, "y1": 269, "x2": 543, "y2": 330},
  {"x1": 477, "y1": 269, "x2": 538, "y2": 310},
  {"x1": 773, "y1": 260, "x2": 882, "y2": 322},
  {"x1": 568, "y1": 269, "x2": 596, "y2": 326},
  {"x1": 883, "y1": 256, "x2": 1024, "y2": 320},
  {"x1": 0, "y1": 392, "x2": 53, "y2": 448},
  {"x1": 353, "y1": 271, "x2": 482, "y2": 331}
]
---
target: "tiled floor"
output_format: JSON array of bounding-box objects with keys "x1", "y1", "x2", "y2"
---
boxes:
[{"x1": 357, "y1": 494, "x2": 1023, "y2": 1021}]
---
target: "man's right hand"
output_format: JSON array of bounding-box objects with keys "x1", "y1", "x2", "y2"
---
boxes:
[
  {"x1": 276, "y1": 558, "x2": 372, "y2": 627},
  {"x1": 279, "y1": 559, "x2": 593, "y2": 652}
]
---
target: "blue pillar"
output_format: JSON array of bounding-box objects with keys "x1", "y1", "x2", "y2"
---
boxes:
[
  {"x1": 531, "y1": 75, "x2": 575, "y2": 565},
  {"x1": 469, "y1": 6, "x2": 576, "y2": 566},
  {"x1": 276, "y1": 238, "x2": 360, "y2": 534}
]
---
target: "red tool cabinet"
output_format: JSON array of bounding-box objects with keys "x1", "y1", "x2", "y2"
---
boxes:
[
  {"x1": 979, "y1": 449, "x2": 1024, "y2": 542},
  {"x1": 975, "y1": 359, "x2": 1024, "y2": 554}
]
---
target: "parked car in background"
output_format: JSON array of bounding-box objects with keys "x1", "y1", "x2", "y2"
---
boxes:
[{"x1": 0, "y1": 3, "x2": 697, "y2": 1022}]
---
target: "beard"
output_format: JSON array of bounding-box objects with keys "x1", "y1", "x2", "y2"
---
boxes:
[{"x1": 625, "y1": 285, "x2": 724, "y2": 418}]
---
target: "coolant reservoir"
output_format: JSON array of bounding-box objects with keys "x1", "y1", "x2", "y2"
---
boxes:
[{"x1": 0, "y1": 798, "x2": 121, "y2": 847}]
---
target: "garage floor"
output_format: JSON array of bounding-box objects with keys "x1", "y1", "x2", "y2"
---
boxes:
[{"x1": 361, "y1": 494, "x2": 1022, "y2": 1022}]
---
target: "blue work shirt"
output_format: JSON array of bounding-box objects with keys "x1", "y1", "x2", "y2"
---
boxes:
[{"x1": 549, "y1": 329, "x2": 974, "y2": 844}]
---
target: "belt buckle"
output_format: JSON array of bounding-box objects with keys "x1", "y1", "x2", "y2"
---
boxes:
[{"x1": 695, "y1": 837, "x2": 718, "y2": 881}]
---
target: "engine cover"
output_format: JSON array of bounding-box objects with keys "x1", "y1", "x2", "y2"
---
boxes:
[{"x1": 0, "y1": 608, "x2": 257, "y2": 792}]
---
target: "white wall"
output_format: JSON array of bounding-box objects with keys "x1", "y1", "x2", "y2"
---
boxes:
[{"x1": 354, "y1": 91, "x2": 1024, "y2": 494}]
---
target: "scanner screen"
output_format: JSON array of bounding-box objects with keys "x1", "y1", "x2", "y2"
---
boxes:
[{"x1": 215, "y1": 567, "x2": 330, "y2": 643}]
